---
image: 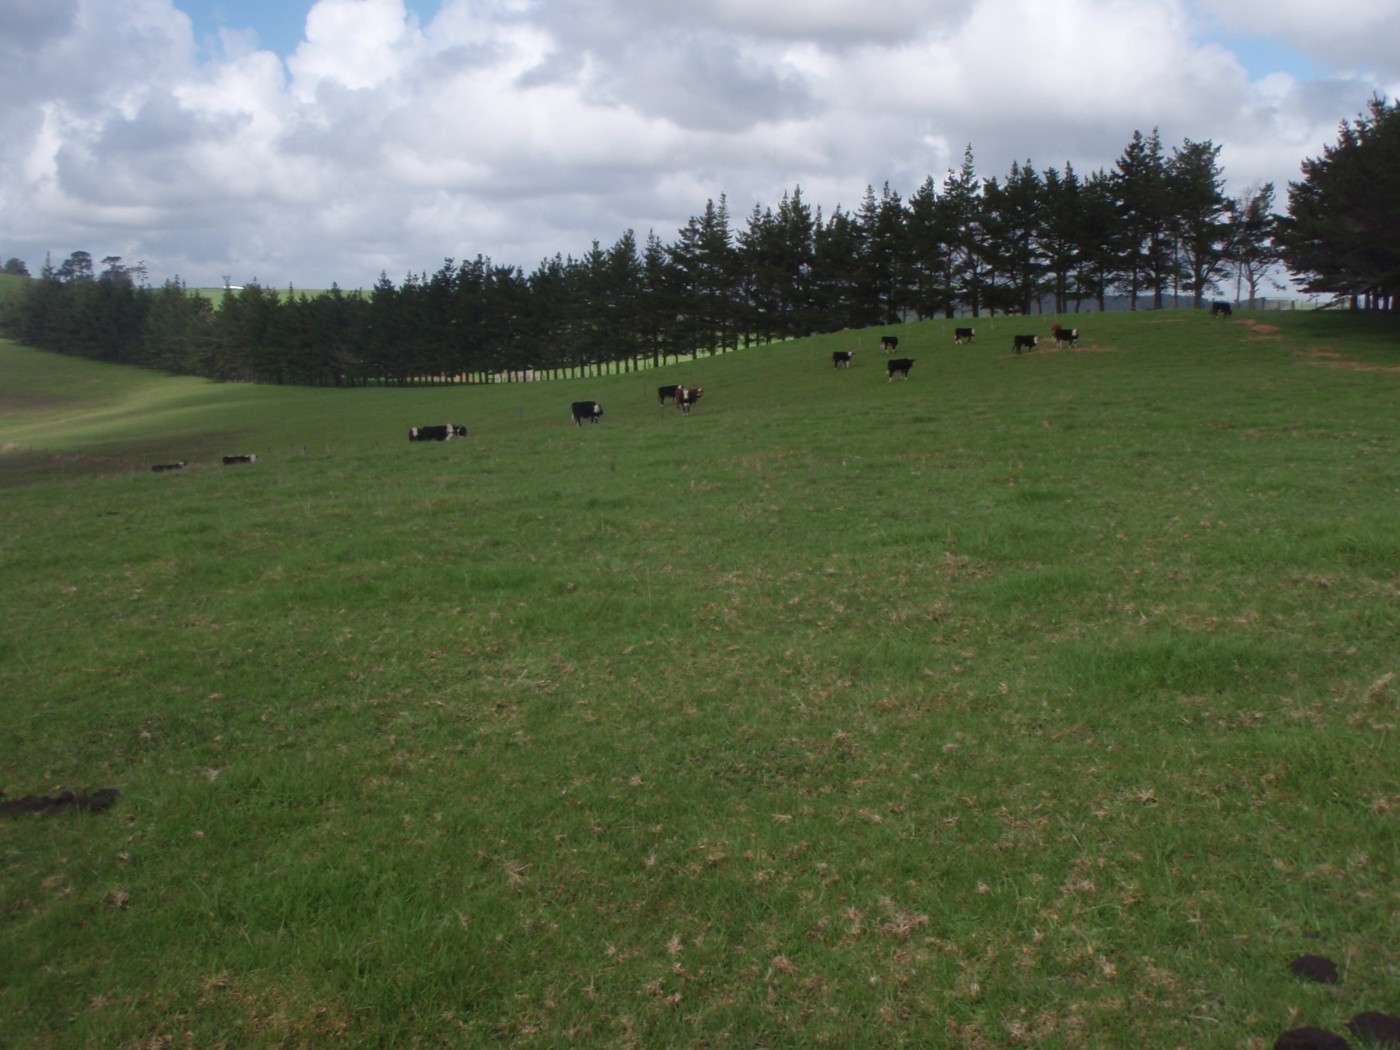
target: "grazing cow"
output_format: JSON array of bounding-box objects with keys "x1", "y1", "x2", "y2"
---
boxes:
[
  {"x1": 954, "y1": 327, "x2": 975, "y2": 344},
  {"x1": 886, "y1": 357, "x2": 915, "y2": 381},
  {"x1": 151, "y1": 461, "x2": 186, "y2": 472},
  {"x1": 880, "y1": 335, "x2": 899, "y2": 353},
  {"x1": 408, "y1": 424, "x2": 456, "y2": 442},
  {"x1": 832, "y1": 350, "x2": 854, "y2": 368},
  {"x1": 571, "y1": 400, "x2": 604, "y2": 426},
  {"x1": 658, "y1": 384, "x2": 680, "y2": 405},
  {"x1": 676, "y1": 385, "x2": 703, "y2": 414},
  {"x1": 1013, "y1": 335, "x2": 1039, "y2": 354},
  {"x1": 1211, "y1": 300, "x2": 1233, "y2": 317},
  {"x1": 1050, "y1": 324, "x2": 1079, "y2": 348},
  {"x1": 222, "y1": 453, "x2": 257, "y2": 465}
]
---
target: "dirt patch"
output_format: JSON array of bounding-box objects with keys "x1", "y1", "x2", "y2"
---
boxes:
[
  {"x1": 1, "y1": 789, "x2": 120, "y2": 818},
  {"x1": 1294, "y1": 348, "x2": 1400, "y2": 374},
  {"x1": 1240, "y1": 319, "x2": 1282, "y2": 334}
]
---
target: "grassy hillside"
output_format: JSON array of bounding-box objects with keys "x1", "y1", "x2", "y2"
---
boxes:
[{"x1": 2, "y1": 311, "x2": 1398, "y2": 1048}]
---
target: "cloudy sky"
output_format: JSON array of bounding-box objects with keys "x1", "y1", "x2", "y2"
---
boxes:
[{"x1": 2, "y1": 0, "x2": 1397, "y2": 289}]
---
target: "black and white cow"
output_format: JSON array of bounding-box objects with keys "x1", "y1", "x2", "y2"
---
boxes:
[
  {"x1": 880, "y1": 335, "x2": 899, "y2": 353},
  {"x1": 954, "y1": 327, "x2": 975, "y2": 344},
  {"x1": 832, "y1": 350, "x2": 854, "y2": 368},
  {"x1": 658, "y1": 384, "x2": 680, "y2": 405},
  {"x1": 886, "y1": 357, "x2": 915, "y2": 381},
  {"x1": 151, "y1": 461, "x2": 186, "y2": 472},
  {"x1": 1051, "y1": 324, "x2": 1079, "y2": 348},
  {"x1": 571, "y1": 401, "x2": 604, "y2": 426},
  {"x1": 1013, "y1": 335, "x2": 1039, "y2": 354},
  {"x1": 222, "y1": 453, "x2": 258, "y2": 465},
  {"x1": 1211, "y1": 301, "x2": 1233, "y2": 317},
  {"x1": 409, "y1": 424, "x2": 457, "y2": 441}
]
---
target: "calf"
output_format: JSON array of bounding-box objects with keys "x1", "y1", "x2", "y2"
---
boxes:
[
  {"x1": 676, "y1": 385, "x2": 703, "y2": 414},
  {"x1": 151, "y1": 461, "x2": 186, "y2": 472},
  {"x1": 954, "y1": 327, "x2": 975, "y2": 344},
  {"x1": 571, "y1": 400, "x2": 604, "y2": 426},
  {"x1": 1050, "y1": 324, "x2": 1079, "y2": 348},
  {"x1": 658, "y1": 384, "x2": 680, "y2": 405},
  {"x1": 880, "y1": 335, "x2": 899, "y2": 353},
  {"x1": 1013, "y1": 335, "x2": 1039, "y2": 354},
  {"x1": 886, "y1": 357, "x2": 915, "y2": 381},
  {"x1": 1211, "y1": 300, "x2": 1232, "y2": 317},
  {"x1": 222, "y1": 453, "x2": 258, "y2": 465},
  {"x1": 832, "y1": 350, "x2": 854, "y2": 368}
]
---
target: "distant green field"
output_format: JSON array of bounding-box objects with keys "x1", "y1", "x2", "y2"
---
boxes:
[
  {"x1": 190, "y1": 285, "x2": 335, "y2": 310},
  {"x1": 2, "y1": 311, "x2": 1397, "y2": 1048}
]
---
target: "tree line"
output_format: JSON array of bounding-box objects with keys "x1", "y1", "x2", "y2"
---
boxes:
[
  {"x1": 0, "y1": 123, "x2": 1345, "y2": 386},
  {"x1": 1277, "y1": 96, "x2": 1398, "y2": 312}
]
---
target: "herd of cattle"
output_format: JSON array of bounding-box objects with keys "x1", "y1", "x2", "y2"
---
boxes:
[{"x1": 155, "y1": 308, "x2": 1246, "y2": 466}]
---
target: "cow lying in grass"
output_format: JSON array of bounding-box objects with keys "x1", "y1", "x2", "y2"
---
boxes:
[
  {"x1": 151, "y1": 462, "x2": 185, "y2": 472},
  {"x1": 409, "y1": 424, "x2": 468, "y2": 441},
  {"x1": 222, "y1": 453, "x2": 257, "y2": 465},
  {"x1": 954, "y1": 327, "x2": 975, "y2": 344}
]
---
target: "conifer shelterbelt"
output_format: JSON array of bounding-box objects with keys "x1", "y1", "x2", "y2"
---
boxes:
[
  {"x1": 0, "y1": 119, "x2": 1356, "y2": 387},
  {"x1": 1277, "y1": 96, "x2": 1399, "y2": 312}
]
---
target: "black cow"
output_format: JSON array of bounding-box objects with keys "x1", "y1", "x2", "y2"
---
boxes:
[
  {"x1": 151, "y1": 461, "x2": 185, "y2": 472},
  {"x1": 658, "y1": 384, "x2": 680, "y2": 404},
  {"x1": 571, "y1": 400, "x2": 603, "y2": 426},
  {"x1": 880, "y1": 335, "x2": 899, "y2": 352},
  {"x1": 1051, "y1": 324, "x2": 1079, "y2": 348},
  {"x1": 886, "y1": 357, "x2": 915, "y2": 381},
  {"x1": 954, "y1": 327, "x2": 975, "y2": 344},
  {"x1": 409, "y1": 424, "x2": 454, "y2": 441},
  {"x1": 1211, "y1": 301, "x2": 1233, "y2": 317},
  {"x1": 833, "y1": 350, "x2": 854, "y2": 368},
  {"x1": 222, "y1": 453, "x2": 257, "y2": 465},
  {"x1": 1013, "y1": 335, "x2": 1038, "y2": 354}
]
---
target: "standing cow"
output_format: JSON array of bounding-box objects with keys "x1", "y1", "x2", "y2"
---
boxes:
[
  {"x1": 571, "y1": 401, "x2": 604, "y2": 426},
  {"x1": 1211, "y1": 301, "x2": 1233, "y2": 317},
  {"x1": 658, "y1": 384, "x2": 680, "y2": 405},
  {"x1": 880, "y1": 335, "x2": 899, "y2": 353},
  {"x1": 1013, "y1": 335, "x2": 1039, "y2": 354},
  {"x1": 832, "y1": 350, "x2": 854, "y2": 368},
  {"x1": 676, "y1": 385, "x2": 703, "y2": 414},
  {"x1": 886, "y1": 358, "x2": 915, "y2": 381},
  {"x1": 954, "y1": 327, "x2": 975, "y2": 344}
]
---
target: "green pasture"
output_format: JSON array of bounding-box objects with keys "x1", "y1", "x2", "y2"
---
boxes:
[{"x1": 1, "y1": 311, "x2": 1397, "y2": 1048}]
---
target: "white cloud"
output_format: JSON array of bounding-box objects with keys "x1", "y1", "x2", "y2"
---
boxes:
[{"x1": 0, "y1": 0, "x2": 1393, "y2": 288}]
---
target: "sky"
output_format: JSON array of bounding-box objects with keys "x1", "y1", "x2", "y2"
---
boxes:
[{"x1": 2, "y1": 0, "x2": 1398, "y2": 290}]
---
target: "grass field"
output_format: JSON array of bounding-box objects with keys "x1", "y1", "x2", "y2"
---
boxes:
[{"x1": 2, "y1": 311, "x2": 1397, "y2": 1048}]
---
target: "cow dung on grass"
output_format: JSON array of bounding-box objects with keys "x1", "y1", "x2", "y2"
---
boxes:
[
  {"x1": 1346, "y1": 1012, "x2": 1400, "y2": 1045},
  {"x1": 1290, "y1": 955, "x2": 1340, "y2": 984},
  {"x1": 1273, "y1": 1028, "x2": 1351, "y2": 1050},
  {"x1": 1, "y1": 788, "x2": 120, "y2": 818}
]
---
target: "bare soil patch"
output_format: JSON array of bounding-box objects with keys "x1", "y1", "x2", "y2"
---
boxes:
[
  {"x1": 1295, "y1": 347, "x2": 1400, "y2": 374},
  {"x1": 1240, "y1": 319, "x2": 1282, "y2": 335}
]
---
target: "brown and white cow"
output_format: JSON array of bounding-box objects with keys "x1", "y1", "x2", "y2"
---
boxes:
[{"x1": 676, "y1": 385, "x2": 704, "y2": 414}]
